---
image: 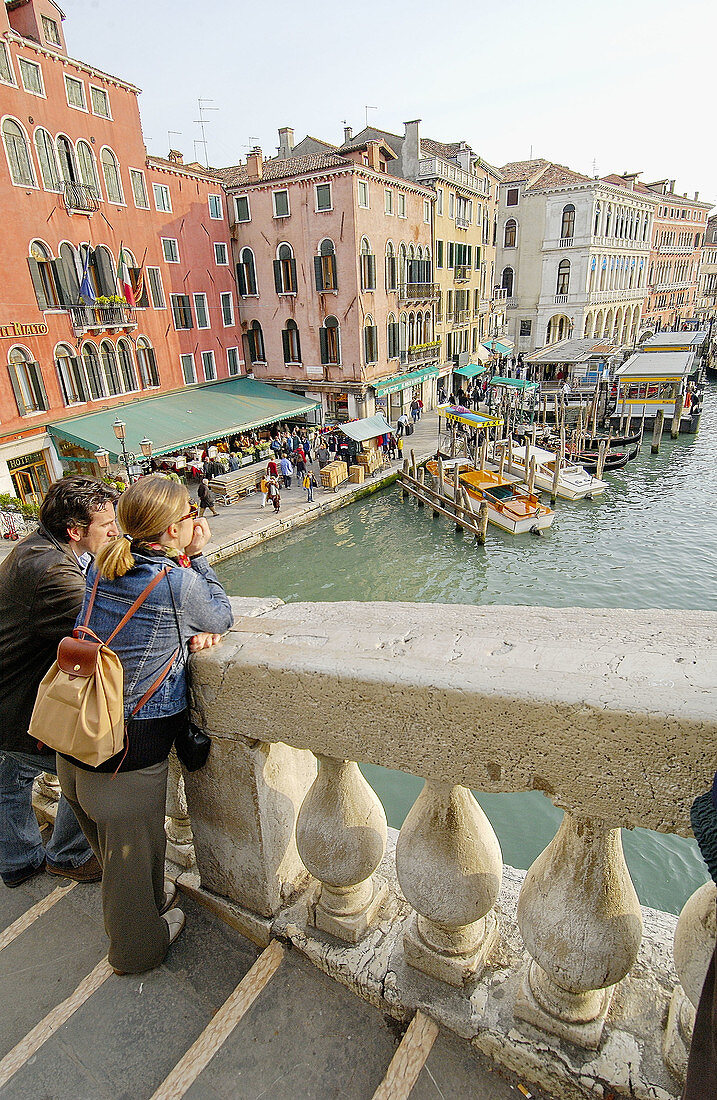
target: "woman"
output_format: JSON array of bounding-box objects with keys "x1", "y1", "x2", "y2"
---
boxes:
[{"x1": 56, "y1": 476, "x2": 233, "y2": 975}]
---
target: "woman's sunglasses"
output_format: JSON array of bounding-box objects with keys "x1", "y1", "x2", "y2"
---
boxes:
[{"x1": 177, "y1": 502, "x2": 198, "y2": 522}]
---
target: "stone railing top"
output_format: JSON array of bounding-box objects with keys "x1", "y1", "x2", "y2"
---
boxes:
[{"x1": 191, "y1": 598, "x2": 717, "y2": 835}]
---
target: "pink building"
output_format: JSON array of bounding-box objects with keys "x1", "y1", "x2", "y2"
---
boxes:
[{"x1": 217, "y1": 131, "x2": 436, "y2": 423}]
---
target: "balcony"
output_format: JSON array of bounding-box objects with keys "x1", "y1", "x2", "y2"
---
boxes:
[
  {"x1": 417, "y1": 157, "x2": 487, "y2": 196},
  {"x1": 62, "y1": 181, "x2": 100, "y2": 214},
  {"x1": 505, "y1": 296, "x2": 518, "y2": 308},
  {"x1": 452, "y1": 309, "x2": 471, "y2": 328},
  {"x1": 554, "y1": 293, "x2": 569, "y2": 304},
  {"x1": 407, "y1": 340, "x2": 441, "y2": 364},
  {"x1": 69, "y1": 303, "x2": 137, "y2": 333},
  {"x1": 492, "y1": 287, "x2": 508, "y2": 301},
  {"x1": 397, "y1": 282, "x2": 440, "y2": 303},
  {"x1": 559, "y1": 236, "x2": 574, "y2": 247},
  {"x1": 455, "y1": 215, "x2": 471, "y2": 230},
  {"x1": 588, "y1": 288, "x2": 648, "y2": 304},
  {"x1": 453, "y1": 264, "x2": 470, "y2": 282},
  {"x1": 658, "y1": 244, "x2": 693, "y2": 255}
]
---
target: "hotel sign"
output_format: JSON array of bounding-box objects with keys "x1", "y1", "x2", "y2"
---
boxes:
[{"x1": 0, "y1": 322, "x2": 49, "y2": 338}]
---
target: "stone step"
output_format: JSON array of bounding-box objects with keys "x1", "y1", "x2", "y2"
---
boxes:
[{"x1": 0, "y1": 877, "x2": 545, "y2": 1099}]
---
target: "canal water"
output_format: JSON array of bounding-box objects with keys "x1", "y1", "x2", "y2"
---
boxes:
[{"x1": 217, "y1": 390, "x2": 717, "y2": 916}]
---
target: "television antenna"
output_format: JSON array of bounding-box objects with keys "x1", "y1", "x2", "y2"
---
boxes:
[
  {"x1": 167, "y1": 129, "x2": 182, "y2": 154},
  {"x1": 365, "y1": 105, "x2": 378, "y2": 127},
  {"x1": 194, "y1": 98, "x2": 218, "y2": 166}
]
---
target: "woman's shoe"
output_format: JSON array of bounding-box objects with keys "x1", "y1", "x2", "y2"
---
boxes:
[
  {"x1": 160, "y1": 881, "x2": 178, "y2": 914},
  {"x1": 163, "y1": 907, "x2": 186, "y2": 946}
]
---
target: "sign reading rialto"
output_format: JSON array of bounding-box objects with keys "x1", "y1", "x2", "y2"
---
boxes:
[{"x1": 0, "y1": 322, "x2": 49, "y2": 338}]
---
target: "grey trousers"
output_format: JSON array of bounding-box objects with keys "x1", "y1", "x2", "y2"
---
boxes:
[{"x1": 56, "y1": 756, "x2": 170, "y2": 974}]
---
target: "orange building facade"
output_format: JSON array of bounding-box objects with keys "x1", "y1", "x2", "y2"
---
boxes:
[{"x1": 0, "y1": 0, "x2": 242, "y2": 502}]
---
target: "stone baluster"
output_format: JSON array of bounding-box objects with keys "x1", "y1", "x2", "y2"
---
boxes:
[
  {"x1": 164, "y1": 752, "x2": 196, "y2": 868},
  {"x1": 664, "y1": 880, "x2": 717, "y2": 1081},
  {"x1": 33, "y1": 771, "x2": 61, "y2": 829},
  {"x1": 515, "y1": 811, "x2": 643, "y2": 1048},
  {"x1": 395, "y1": 780, "x2": 502, "y2": 986},
  {"x1": 295, "y1": 755, "x2": 388, "y2": 943}
]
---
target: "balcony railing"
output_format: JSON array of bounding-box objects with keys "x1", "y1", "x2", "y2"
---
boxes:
[
  {"x1": 407, "y1": 340, "x2": 441, "y2": 364},
  {"x1": 658, "y1": 244, "x2": 694, "y2": 254},
  {"x1": 554, "y1": 293, "x2": 569, "y2": 304},
  {"x1": 588, "y1": 288, "x2": 648, "y2": 304},
  {"x1": 455, "y1": 215, "x2": 471, "y2": 230},
  {"x1": 559, "y1": 236, "x2": 574, "y2": 247},
  {"x1": 505, "y1": 296, "x2": 518, "y2": 308},
  {"x1": 417, "y1": 157, "x2": 488, "y2": 196},
  {"x1": 69, "y1": 303, "x2": 137, "y2": 332},
  {"x1": 178, "y1": 597, "x2": 715, "y2": 1100},
  {"x1": 62, "y1": 181, "x2": 100, "y2": 214},
  {"x1": 454, "y1": 265, "x2": 470, "y2": 282},
  {"x1": 397, "y1": 282, "x2": 440, "y2": 303},
  {"x1": 492, "y1": 287, "x2": 508, "y2": 301}
]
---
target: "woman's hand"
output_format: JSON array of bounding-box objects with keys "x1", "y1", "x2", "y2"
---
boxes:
[
  {"x1": 184, "y1": 517, "x2": 211, "y2": 557},
  {"x1": 188, "y1": 632, "x2": 222, "y2": 653}
]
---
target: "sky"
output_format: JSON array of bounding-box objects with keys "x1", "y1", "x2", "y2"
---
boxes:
[{"x1": 64, "y1": 0, "x2": 716, "y2": 202}]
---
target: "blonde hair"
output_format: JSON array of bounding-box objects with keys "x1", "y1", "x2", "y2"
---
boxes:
[{"x1": 95, "y1": 475, "x2": 189, "y2": 580}]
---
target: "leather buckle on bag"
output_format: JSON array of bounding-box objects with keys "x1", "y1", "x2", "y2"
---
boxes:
[{"x1": 57, "y1": 636, "x2": 101, "y2": 678}]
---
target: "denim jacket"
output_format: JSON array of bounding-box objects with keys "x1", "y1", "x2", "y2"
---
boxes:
[{"x1": 77, "y1": 550, "x2": 233, "y2": 719}]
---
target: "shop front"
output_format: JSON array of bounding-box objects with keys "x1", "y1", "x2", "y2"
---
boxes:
[
  {"x1": 373, "y1": 365, "x2": 439, "y2": 423},
  {"x1": 8, "y1": 449, "x2": 51, "y2": 506}
]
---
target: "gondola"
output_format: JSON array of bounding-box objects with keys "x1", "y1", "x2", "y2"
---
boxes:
[{"x1": 565, "y1": 448, "x2": 633, "y2": 473}]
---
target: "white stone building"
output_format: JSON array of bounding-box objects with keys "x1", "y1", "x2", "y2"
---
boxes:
[{"x1": 495, "y1": 160, "x2": 658, "y2": 354}]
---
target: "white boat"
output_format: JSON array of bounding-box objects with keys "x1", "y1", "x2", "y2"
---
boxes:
[
  {"x1": 426, "y1": 459, "x2": 554, "y2": 535},
  {"x1": 492, "y1": 443, "x2": 607, "y2": 501}
]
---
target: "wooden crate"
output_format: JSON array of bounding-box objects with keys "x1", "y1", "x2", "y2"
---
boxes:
[
  {"x1": 349, "y1": 465, "x2": 365, "y2": 484},
  {"x1": 320, "y1": 461, "x2": 349, "y2": 491},
  {"x1": 209, "y1": 469, "x2": 261, "y2": 504}
]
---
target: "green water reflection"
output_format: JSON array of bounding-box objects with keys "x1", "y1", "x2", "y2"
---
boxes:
[{"x1": 218, "y1": 390, "x2": 717, "y2": 914}]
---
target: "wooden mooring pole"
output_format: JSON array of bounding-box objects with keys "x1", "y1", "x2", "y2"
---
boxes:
[
  {"x1": 402, "y1": 459, "x2": 409, "y2": 497},
  {"x1": 671, "y1": 395, "x2": 685, "y2": 439},
  {"x1": 651, "y1": 409, "x2": 664, "y2": 454},
  {"x1": 550, "y1": 450, "x2": 561, "y2": 504},
  {"x1": 596, "y1": 439, "x2": 607, "y2": 481}
]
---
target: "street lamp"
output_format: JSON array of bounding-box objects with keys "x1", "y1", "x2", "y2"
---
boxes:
[
  {"x1": 140, "y1": 437, "x2": 153, "y2": 459},
  {"x1": 112, "y1": 417, "x2": 132, "y2": 484},
  {"x1": 94, "y1": 448, "x2": 110, "y2": 472}
]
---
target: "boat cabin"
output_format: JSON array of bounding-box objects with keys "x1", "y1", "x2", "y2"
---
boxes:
[
  {"x1": 525, "y1": 339, "x2": 623, "y2": 397},
  {"x1": 613, "y1": 350, "x2": 701, "y2": 433}
]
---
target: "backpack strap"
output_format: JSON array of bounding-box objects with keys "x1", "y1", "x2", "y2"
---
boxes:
[
  {"x1": 105, "y1": 567, "x2": 171, "y2": 645},
  {"x1": 128, "y1": 645, "x2": 180, "y2": 719}
]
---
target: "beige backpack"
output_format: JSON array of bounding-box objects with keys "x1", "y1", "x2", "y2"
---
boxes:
[{"x1": 30, "y1": 567, "x2": 178, "y2": 768}]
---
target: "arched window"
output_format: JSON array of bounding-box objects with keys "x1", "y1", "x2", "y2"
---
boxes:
[
  {"x1": 76, "y1": 140, "x2": 100, "y2": 197},
  {"x1": 274, "y1": 243, "x2": 296, "y2": 294},
  {"x1": 503, "y1": 219, "x2": 517, "y2": 248},
  {"x1": 360, "y1": 236, "x2": 375, "y2": 291},
  {"x1": 605, "y1": 204, "x2": 612, "y2": 237},
  {"x1": 100, "y1": 339, "x2": 121, "y2": 394},
  {"x1": 315, "y1": 238, "x2": 337, "y2": 291},
  {"x1": 136, "y1": 336, "x2": 159, "y2": 387},
  {"x1": 399, "y1": 313, "x2": 408, "y2": 359},
  {"x1": 100, "y1": 146, "x2": 123, "y2": 203},
  {"x1": 424, "y1": 309, "x2": 432, "y2": 342},
  {"x1": 561, "y1": 204, "x2": 575, "y2": 239},
  {"x1": 82, "y1": 342, "x2": 104, "y2": 399},
  {"x1": 56, "y1": 134, "x2": 77, "y2": 184},
  {"x1": 92, "y1": 245, "x2": 117, "y2": 297},
  {"x1": 593, "y1": 201, "x2": 601, "y2": 236},
  {"x1": 556, "y1": 259, "x2": 570, "y2": 295},
  {"x1": 320, "y1": 316, "x2": 340, "y2": 365},
  {"x1": 501, "y1": 266, "x2": 514, "y2": 296},
  {"x1": 387, "y1": 312, "x2": 399, "y2": 359},
  {"x1": 34, "y1": 128, "x2": 60, "y2": 191},
  {"x1": 416, "y1": 311, "x2": 423, "y2": 345},
  {"x1": 364, "y1": 314, "x2": 378, "y2": 364},
  {"x1": 246, "y1": 320, "x2": 265, "y2": 363},
  {"x1": 8, "y1": 345, "x2": 47, "y2": 414},
  {"x1": 55, "y1": 342, "x2": 87, "y2": 405},
  {"x1": 282, "y1": 318, "x2": 301, "y2": 363},
  {"x1": 117, "y1": 338, "x2": 138, "y2": 392},
  {"x1": 385, "y1": 241, "x2": 397, "y2": 291},
  {"x1": 237, "y1": 247, "x2": 257, "y2": 296},
  {"x1": 3, "y1": 119, "x2": 35, "y2": 186},
  {"x1": 28, "y1": 240, "x2": 63, "y2": 308},
  {"x1": 408, "y1": 311, "x2": 415, "y2": 348},
  {"x1": 399, "y1": 243, "x2": 407, "y2": 286}
]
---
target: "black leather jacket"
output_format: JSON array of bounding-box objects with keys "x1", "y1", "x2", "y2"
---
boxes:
[{"x1": 0, "y1": 525, "x2": 85, "y2": 754}]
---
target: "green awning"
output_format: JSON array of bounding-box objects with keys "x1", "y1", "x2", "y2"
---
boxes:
[
  {"x1": 374, "y1": 365, "x2": 439, "y2": 397},
  {"x1": 47, "y1": 378, "x2": 320, "y2": 463},
  {"x1": 483, "y1": 339, "x2": 513, "y2": 356},
  {"x1": 489, "y1": 376, "x2": 540, "y2": 391},
  {"x1": 454, "y1": 363, "x2": 488, "y2": 380}
]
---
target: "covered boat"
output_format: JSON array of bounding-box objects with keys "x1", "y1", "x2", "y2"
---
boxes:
[
  {"x1": 426, "y1": 459, "x2": 554, "y2": 535},
  {"x1": 495, "y1": 443, "x2": 607, "y2": 500}
]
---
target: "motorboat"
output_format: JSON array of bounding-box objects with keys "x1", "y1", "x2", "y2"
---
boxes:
[
  {"x1": 426, "y1": 459, "x2": 554, "y2": 535},
  {"x1": 494, "y1": 442, "x2": 607, "y2": 501}
]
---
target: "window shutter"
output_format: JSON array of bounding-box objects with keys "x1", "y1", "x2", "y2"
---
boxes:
[
  {"x1": 29, "y1": 362, "x2": 48, "y2": 410},
  {"x1": 56, "y1": 359, "x2": 72, "y2": 404},
  {"x1": 329, "y1": 254, "x2": 338, "y2": 290},
  {"x1": 146, "y1": 348, "x2": 159, "y2": 386},
  {"x1": 182, "y1": 295, "x2": 193, "y2": 329},
  {"x1": 368, "y1": 254, "x2": 376, "y2": 289},
  {"x1": 129, "y1": 267, "x2": 149, "y2": 307},
  {"x1": 319, "y1": 326, "x2": 329, "y2": 365},
  {"x1": 273, "y1": 259, "x2": 283, "y2": 294},
  {"x1": 70, "y1": 356, "x2": 87, "y2": 402},
  {"x1": 8, "y1": 365, "x2": 30, "y2": 414},
  {"x1": 51, "y1": 259, "x2": 74, "y2": 307},
  {"x1": 171, "y1": 297, "x2": 181, "y2": 328},
  {"x1": 27, "y1": 259, "x2": 49, "y2": 310},
  {"x1": 289, "y1": 258, "x2": 297, "y2": 293},
  {"x1": 236, "y1": 262, "x2": 247, "y2": 297},
  {"x1": 447, "y1": 244, "x2": 454, "y2": 270},
  {"x1": 242, "y1": 332, "x2": 253, "y2": 364},
  {"x1": 314, "y1": 256, "x2": 324, "y2": 292},
  {"x1": 93, "y1": 249, "x2": 115, "y2": 296},
  {"x1": 282, "y1": 328, "x2": 291, "y2": 363}
]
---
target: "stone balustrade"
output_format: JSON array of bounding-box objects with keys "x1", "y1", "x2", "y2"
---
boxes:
[{"x1": 174, "y1": 597, "x2": 716, "y2": 1100}]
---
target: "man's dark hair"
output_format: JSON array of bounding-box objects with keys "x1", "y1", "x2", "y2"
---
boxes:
[{"x1": 40, "y1": 477, "x2": 118, "y2": 541}]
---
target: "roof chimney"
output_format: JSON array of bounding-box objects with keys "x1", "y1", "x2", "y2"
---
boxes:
[
  {"x1": 277, "y1": 127, "x2": 294, "y2": 158},
  {"x1": 402, "y1": 119, "x2": 421, "y2": 181},
  {"x1": 367, "y1": 140, "x2": 381, "y2": 171},
  {"x1": 669, "y1": 180, "x2": 676, "y2": 193},
  {"x1": 344, "y1": 124, "x2": 353, "y2": 144},
  {"x1": 168, "y1": 149, "x2": 183, "y2": 164},
  {"x1": 247, "y1": 147, "x2": 263, "y2": 182},
  {"x1": 695, "y1": 192, "x2": 700, "y2": 201}
]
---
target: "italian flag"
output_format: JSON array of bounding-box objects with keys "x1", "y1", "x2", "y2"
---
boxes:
[{"x1": 116, "y1": 245, "x2": 136, "y2": 307}]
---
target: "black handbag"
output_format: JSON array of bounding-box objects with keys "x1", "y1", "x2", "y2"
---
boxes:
[
  {"x1": 167, "y1": 574, "x2": 212, "y2": 772},
  {"x1": 691, "y1": 775, "x2": 717, "y2": 886}
]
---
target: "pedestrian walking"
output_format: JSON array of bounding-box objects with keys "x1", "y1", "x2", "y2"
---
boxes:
[
  {"x1": 397, "y1": 436, "x2": 404, "y2": 459},
  {"x1": 317, "y1": 442, "x2": 330, "y2": 469},
  {"x1": 397, "y1": 412, "x2": 410, "y2": 437},
  {"x1": 388, "y1": 434, "x2": 398, "y2": 460},
  {"x1": 410, "y1": 399, "x2": 420, "y2": 423},
  {"x1": 56, "y1": 476, "x2": 233, "y2": 974},
  {"x1": 197, "y1": 478, "x2": 218, "y2": 517},
  {"x1": 280, "y1": 454, "x2": 294, "y2": 489},
  {"x1": 303, "y1": 470, "x2": 318, "y2": 503},
  {"x1": 0, "y1": 477, "x2": 118, "y2": 888},
  {"x1": 267, "y1": 476, "x2": 281, "y2": 512}
]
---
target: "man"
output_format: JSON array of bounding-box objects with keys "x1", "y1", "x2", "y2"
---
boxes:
[
  {"x1": 0, "y1": 476, "x2": 118, "y2": 888},
  {"x1": 397, "y1": 412, "x2": 410, "y2": 437},
  {"x1": 279, "y1": 454, "x2": 294, "y2": 489},
  {"x1": 197, "y1": 478, "x2": 218, "y2": 517}
]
